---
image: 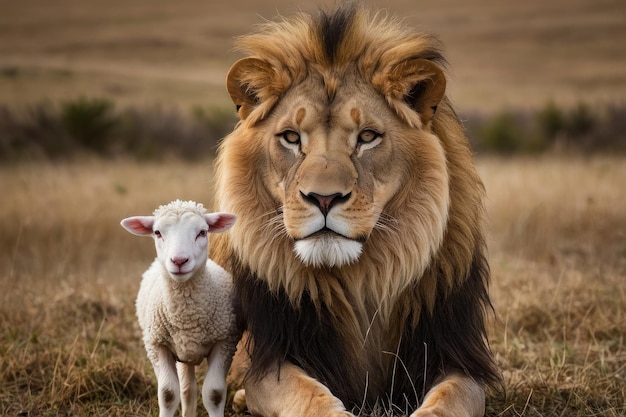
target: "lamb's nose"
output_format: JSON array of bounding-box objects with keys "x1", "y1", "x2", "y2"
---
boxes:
[{"x1": 171, "y1": 256, "x2": 189, "y2": 267}]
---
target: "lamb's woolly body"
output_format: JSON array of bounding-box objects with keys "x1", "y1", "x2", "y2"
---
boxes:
[
  {"x1": 122, "y1": 199, "x2": 238, "y2": 417},
  {"x1": 136, "y1": 258, "x2": 237, "y2": 365}
]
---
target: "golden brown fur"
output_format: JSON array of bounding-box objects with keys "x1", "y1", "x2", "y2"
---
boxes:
[{"x1": 212, "y1": 4, "x2": 499, "y2": 416}]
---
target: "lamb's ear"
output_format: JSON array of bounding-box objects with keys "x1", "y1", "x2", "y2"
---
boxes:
[
  {"x1": 226, "y1": 57, "x2": 281, "y2": 122},
  {"x1": 120, "y1": 216, "x2": 154, "y2": 236},
  {"x1": 376, "y1": 58, "x2": 446, "y2": 126},
  {"x1": 205, "y1": 212, "x2": 237, "y2": 233}
]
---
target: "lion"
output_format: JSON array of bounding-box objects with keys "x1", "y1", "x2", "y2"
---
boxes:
[{"x1": 211, "y1": 4, "x2": 501, "y2": 417}]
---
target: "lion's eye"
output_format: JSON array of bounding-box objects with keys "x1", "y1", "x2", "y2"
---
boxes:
[
  {"x1": 358, "y1": 129, "x2": 382, "y2": 144},
  {"x1": 279, "y1": 130, "x2": 301, "y2": 144}
]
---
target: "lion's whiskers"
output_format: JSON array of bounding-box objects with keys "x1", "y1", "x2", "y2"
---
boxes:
[
  {"x1": 258, "y1": 208, "x2": 289, "y2": 240},
  {"x1": 374, "y1": 210, "x2": 400, "y2": 235}
]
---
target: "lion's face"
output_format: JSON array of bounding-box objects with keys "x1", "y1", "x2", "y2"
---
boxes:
[
  {"x1": 220, "y1": 64, "x2": 451, "y2": 274},
  {"x1": 216, "y1": 24, "x2": 462, "y2": 303},
  {"x1": 263, "y1": 78, "x2": 413, "y2": 267}
]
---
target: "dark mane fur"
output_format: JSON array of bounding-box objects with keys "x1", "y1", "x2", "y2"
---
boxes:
[
  {"x1": 316, "y1": 4, "x2": 356, "y2": 64},
  {"x1": 392, "y1": 251, "x2": 502, "y2": 409},
  {"x1": 234, "y1": 250, "x2": 501, "y2": 413},
  {"x1": 233, "y1": 256, "x2": 362, "y2": 405}
]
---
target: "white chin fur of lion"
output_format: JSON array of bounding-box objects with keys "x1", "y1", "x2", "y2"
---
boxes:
[{"x1": 294, "y1": 235, "x2": 363, "y2": 268}]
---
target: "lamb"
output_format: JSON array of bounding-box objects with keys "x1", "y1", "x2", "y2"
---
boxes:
[{"x1": 120, "y1": 200, "x2": 239, "y2": 417}]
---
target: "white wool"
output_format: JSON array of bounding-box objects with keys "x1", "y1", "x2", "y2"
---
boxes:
[
  {"x1": 153, "y1": 199, "x2": 208, "y2": 218},
  {"x1": 136, "y1": 258, "x2": 238, "y2": 366},
  {"x1": 126, "y1": 201, "x2": 239, "y2": 417}
]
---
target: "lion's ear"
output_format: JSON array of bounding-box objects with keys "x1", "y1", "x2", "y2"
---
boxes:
[
  {"x1": 226, "y1": 57, "x2": 280, "y2": 122},
  {"x1": 378, "y1": 58, "x2": 446, "y2": 126}
]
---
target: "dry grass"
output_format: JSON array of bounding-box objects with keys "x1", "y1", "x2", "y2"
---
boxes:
[
  {"x1": 0, "y1": 159, "x2": 215, "y2": 415},
  {"x1": 0, "y1": 156, "x2": 624, "y2": 416},
  {"x1": 482, "y1": 156, "x2": 626, "y2": 416}
]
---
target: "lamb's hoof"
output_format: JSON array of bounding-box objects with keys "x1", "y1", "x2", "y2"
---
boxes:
[{"x1": 232, "y1": 388, "x2": 246, "y2": 413}]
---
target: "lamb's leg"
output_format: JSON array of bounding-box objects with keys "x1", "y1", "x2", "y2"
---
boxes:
[
  {"x1": 177, "y1": 361, "x2": 198, "y2": 417},
  {"x1": 201, "y1": 341, "x2": 231, "y2": 417},
  {"x1": 154, "y1": 346, "x2": 180, "y2": 417}
]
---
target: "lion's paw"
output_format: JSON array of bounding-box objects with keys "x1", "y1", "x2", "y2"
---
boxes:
[{"x1": 232, "y1": 388, "x2": 246, "y2": 413}]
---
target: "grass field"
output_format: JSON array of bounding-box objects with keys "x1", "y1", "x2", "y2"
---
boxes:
[{"x1": 0, "y1": 156, "x2": 624, "y2": 416}]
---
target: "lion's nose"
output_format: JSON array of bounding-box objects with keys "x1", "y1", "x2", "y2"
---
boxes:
[{"x1": 301, "y1": 192, "x2": 351, "y2": 216}]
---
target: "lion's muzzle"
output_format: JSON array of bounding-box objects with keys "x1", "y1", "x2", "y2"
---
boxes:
[{"x1": 293, "y1": 191, "x2": 365, "y2": 267}]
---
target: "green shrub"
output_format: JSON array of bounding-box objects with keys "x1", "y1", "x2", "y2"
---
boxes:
[
  {"x1": 1, "y1": 98, "x2": 622, "y2": 161},
  {"x1": 0, "y1": 102, "x2": 72, "y2": 160},
  {"x1": 536, "y1": 101, "x2": 566, "y2": 142},
  {"x1": 192, "y1": 105, "x2": 237, "y2": 143},
  {"x1": 60, "y1": 97, "x2": 118, "y2": 153},
  {"x1": 478, "y1": 112, "x2": 526, "y2": 153},
  {"x1": 117, "y1": 106, "x2": 226, "y2": 161},
  {"x1": 466, "y1": 101, "x2": 624, "y2": 154},
  {"x1": 565, "y1": 102, "x2": 595, "y2": 139}
]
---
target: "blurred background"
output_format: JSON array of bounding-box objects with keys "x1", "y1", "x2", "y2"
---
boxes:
[
  {"x1": 1, "y1": 0, "x2": 625, "y2": 158},
  {"x1": 0, "y1": 0, "x2": 624, "y2": 416}
]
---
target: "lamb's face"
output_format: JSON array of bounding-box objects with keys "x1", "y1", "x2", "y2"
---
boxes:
[
  {"x1": 153, "y1": 213, "x2": 209, "y2": 282},
  {"x1": 120, "y1": 202, "x2": 237, "y2": 283}
]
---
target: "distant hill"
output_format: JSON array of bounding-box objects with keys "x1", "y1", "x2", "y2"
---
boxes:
[{"x1": 0, "y1": 0, "x2": 624, "y2": 112}]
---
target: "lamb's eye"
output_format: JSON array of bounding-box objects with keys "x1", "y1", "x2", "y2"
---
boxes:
[
  {"x1": 279, "y1": 130, "x2": 301, "y2": 144},
  {"x1": 154, "y1": 230, "x2": 162, "y2": 238},
  {"x1": 358, "y1": 129, "x2": 382, "y2": 144},
  {"x1": 197, "y1": 230, "x2": 207, "y2": 239}
]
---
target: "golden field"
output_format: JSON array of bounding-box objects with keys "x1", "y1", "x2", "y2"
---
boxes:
[
  {"x1": 1, "y1": 0, "x2": 625, "y2": 113},
  {"x1": 0, "y1": 157, "x2": 624, "y2": 416}
]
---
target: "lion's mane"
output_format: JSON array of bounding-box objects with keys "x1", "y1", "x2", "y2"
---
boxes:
[{"x1": 212, "y1": 4, "x2": 500, "y2": 412}]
